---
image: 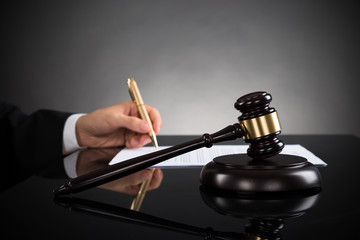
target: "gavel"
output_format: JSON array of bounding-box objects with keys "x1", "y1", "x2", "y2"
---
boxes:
[
  {"x1": 54, "y1": 91, "x2": 321, "y2": 195},
  {"x1": 234, "y1": 91, "x2": 283, "y2": 159}
]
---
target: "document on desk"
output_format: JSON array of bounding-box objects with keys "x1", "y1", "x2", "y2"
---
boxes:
[{"x1": 109, "y1": 144, "x2": 327, "y2": 168}]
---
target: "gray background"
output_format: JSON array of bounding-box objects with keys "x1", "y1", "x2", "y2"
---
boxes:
[{"x1": 2, "y1": 0, "x2": 359, "y2": 136}]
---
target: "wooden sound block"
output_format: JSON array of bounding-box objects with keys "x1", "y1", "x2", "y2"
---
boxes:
[
  {"x1": 200, "y1": 154, "x2": 322, "y2": 193},
  {"x1": 199, "y1": 185, "x2": 321, "y2": 219}
]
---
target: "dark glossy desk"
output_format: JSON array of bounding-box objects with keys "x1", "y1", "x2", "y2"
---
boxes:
[{"x1": 1, "y1": 135, "x2": 359, "y2": 239}]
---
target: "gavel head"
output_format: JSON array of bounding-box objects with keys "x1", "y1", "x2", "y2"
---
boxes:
[{"x1": 235, "y1": 91, "x2": 284, "y2": 159}]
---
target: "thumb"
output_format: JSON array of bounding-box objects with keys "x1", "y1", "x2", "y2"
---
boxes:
[{"x1": 120, "y1": 115, "x2": 151, "y2": 133}]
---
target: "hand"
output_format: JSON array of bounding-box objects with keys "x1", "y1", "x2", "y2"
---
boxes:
[
  {"x1": 75, "y1": 101, "x2": 162, "y2": 148},
  {"x1": 76, "y1": 148, "x2": 163, "y2": 195},
  {"x1": 100, "y1": 168, "x2": 163, "y2": 195}
]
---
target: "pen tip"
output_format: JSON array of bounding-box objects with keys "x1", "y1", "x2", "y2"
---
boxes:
[{"x1": 150, "y1": 135, "x2": 159, "y2": 148}]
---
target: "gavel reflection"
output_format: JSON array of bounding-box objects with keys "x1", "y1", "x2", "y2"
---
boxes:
[
  {"x1": 53, "y1": 91, "x2": 286, "y2": 195},
  {"x1": 199, "y1": 186, "x2": 321, "y2": 240},
  {"x1": 54, "y1": 188, "x2": 321, "y2": 240}
]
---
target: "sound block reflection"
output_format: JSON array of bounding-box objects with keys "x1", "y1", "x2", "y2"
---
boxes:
[
  {"x1": 199, "y1": 185, "x2": 321, "y2": 240},
  {"x1": 200, "y1": 154, "x2": 322, "y2": 193}
]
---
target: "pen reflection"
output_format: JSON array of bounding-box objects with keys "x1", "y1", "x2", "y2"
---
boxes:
[
  {"x1": 69, "y1": 147, "x2": 163, "y2": 196},
  {"x1": 54, "y1": 187, "x2": 321, "y2": 240}
]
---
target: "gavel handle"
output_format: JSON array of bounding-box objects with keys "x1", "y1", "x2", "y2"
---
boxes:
[{"x1": 53, "y1": 124, "x2": 243, "y2": 195}]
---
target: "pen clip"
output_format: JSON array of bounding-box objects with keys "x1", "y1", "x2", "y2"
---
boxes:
[
  {"x1": 127, "y1": 78, "x2": 144, "y2": 106},
  {"x1": 128, "y1": 89, "x2": 136, "y2": 103},
  {"x1": 127, "y1": 78, "x2": 136, "y2": 102}
]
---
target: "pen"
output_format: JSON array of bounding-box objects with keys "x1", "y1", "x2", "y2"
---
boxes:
[
  {"x1": 127, "y1": 78, "x2": 158, "y2": 148},
  {"x1": 130, "y1": 168, "x2": 155, "y2": 211},
  {"x1": 127, "y1": 78, "x2": 158, "y2": 210}
]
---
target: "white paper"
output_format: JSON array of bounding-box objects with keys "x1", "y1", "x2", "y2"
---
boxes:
[{"x1": 109, "y1": 144, "x2": 327, "y2": 168}]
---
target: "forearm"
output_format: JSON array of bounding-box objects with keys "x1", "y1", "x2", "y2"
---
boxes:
[
  {"x1": 0, "y1": 103, "x2": 72, "y2": 190},
  {"x1": 1, "y1": 103, "x2": 72, "y2": 164}
]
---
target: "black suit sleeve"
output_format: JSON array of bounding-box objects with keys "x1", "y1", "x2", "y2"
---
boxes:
[{"x1": 0, "y1": 102, "x2": 72, "y2": 191}]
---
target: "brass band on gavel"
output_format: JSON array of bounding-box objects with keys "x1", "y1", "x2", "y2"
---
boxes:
[{"x1": 239, "y1": 111, "x2": 281, "y2": 140}]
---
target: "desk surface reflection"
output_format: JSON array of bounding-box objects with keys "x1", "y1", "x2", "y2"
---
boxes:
[{"x1": 1, "y1": 135, "x2": 359, "y2": 239}]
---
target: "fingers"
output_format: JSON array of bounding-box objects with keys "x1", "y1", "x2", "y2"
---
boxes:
[
  {"x1": 99, "y1": 168, "x2": 163, "y2": 195},
  {"x1": 124, "y1": 107, "x2": 161, "y2": 134},
  {"x1": 120, "y1": 168, "x2": 163, "y2": 192},
  {"x1": 145, "y1": 105, "x2": 162, "y2": 134},
  {"x1": 122, "y1": 168, "x2": 163, "y2": 194},
  {"x1": 148, "y1": 168, "x2": 163, "y2": 190},
  {"x1": 120, "y1": 115, "x2": 151, "y2": 134},
  {"x1": 125, "y1": 131, "x2": 151, "y2": 148},
  {"x1": 116, "y1": 169, "x2": 154, "y2": 194},
  {"x1": 117, "y1": 102, "x2": 161, "y2": 133}
]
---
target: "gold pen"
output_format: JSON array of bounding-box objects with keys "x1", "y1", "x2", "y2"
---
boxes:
[
  {"x1": 130, "y1": 168, "x2": 155, "y2": 211},
  {"x1": 127, "y1": 78, "x2": 158, "y2": 211},
  {"x1": 127, "y1": 78, "x2": 158, "y2": 148}
]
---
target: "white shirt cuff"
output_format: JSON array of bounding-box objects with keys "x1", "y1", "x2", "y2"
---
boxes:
[
  {"x1": 62, "y1": 113, "x2": 86, "y2": 155},
  {"x1": 63, "y1": 151, "x2": 80, "y2": 178}
]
